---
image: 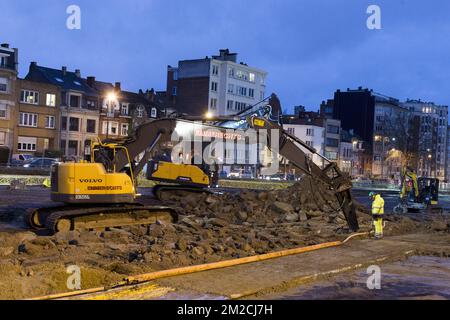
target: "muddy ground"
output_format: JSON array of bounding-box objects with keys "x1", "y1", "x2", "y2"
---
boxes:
[{"x1": 0, "y1": 177, "x2": 449, "y2": 299}]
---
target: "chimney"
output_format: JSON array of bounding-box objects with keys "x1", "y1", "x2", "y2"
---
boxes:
[
  {"x1": 29, "y1": 61, "x2": 37, "y2": 73},
  {"x1": 87, "y1": 76, "x2": 96, "y2": 87},
  {"x1": 1, "y1": 43, "x2": 9, "y2": 48},
  {"x1": 75, "y1": 69, "x2": 81, "y2": 78},
  {"x1": 115, "y1": 82, "x2": 121, "y2": 91},
  {"x1": 62, "y1": 66, "x2": 67, "y2": 76}
]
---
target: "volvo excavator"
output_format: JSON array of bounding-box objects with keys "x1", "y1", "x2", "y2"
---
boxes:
[{"x1": 27, "y1": 111, "x2": 358, "y2": 233}]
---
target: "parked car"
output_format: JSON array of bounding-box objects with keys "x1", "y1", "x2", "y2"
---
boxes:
[
  {"x1": 227, "y1": 171, "x2": 241, "y2": 179},
  {"x1": 265, "y1": 173, "x2": 285, "y2": 181},
  {"x1": 23, "y1": 158, "x2": 57, "y2": 169},
  {"x1": 240, "y1": 171, "x2": 254, "y2": 179},
  {"x1": 12, "y1": 154, "x2": 34, "y2": 162}
]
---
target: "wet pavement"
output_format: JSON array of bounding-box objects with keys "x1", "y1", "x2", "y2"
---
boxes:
[{"x1": 267, "y1": 256, "x2": 450, "y2": 300}]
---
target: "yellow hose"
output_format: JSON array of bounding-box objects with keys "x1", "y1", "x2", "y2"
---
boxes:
[{"x1": 29, "y1": 232, "x2": 369, "y2": 300}]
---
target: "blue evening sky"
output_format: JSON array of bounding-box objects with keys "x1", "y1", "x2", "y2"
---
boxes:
[{"x1": 1, "y1": 0, "x2": 449, "y2": 113}]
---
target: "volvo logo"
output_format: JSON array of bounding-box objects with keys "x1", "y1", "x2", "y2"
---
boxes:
[{"x1": 79, "y1": 179, "x2": 103, "y2": 183}]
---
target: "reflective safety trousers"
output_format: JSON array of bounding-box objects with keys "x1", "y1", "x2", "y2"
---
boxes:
[{"x1": 372, "y1": 195, "x2": 384, "y2": 236}]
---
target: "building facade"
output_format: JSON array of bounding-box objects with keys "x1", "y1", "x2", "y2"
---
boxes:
[
  {"x1": 403, "y1": 99, "x2": 448, "y2": 180},
  {"x1": 0, "y1": 43, "x2": 18, "y2": 155},
  {"x1": 14, "y1": 79, "x2": 60, "y2": 157},
  {"x1": 372, "y1": 94, "x2": 408, "y2": 180},
  {"x1": 282, "y1": 116, "x2": 325, "y2": 167},
  {"x1": 25, "y1": 63, "x2": 101, "y2": 159},
  {"x1": 166, "y1": 49, "x2": 267, "y2": 116}
]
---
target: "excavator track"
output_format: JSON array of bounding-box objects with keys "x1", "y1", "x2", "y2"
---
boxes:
[
  {"x1": 153, "y1": 184, "x2": 214, "y2": 201},
  {"x1": 27, "y1": 204, "x2": 178, "y2": 234}
]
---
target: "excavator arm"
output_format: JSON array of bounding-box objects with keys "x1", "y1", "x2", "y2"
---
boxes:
[{"x1": 248, "y1": 116, "x2": 359, "y2": 231}]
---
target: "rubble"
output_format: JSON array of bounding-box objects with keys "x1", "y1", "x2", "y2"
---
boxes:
[{"x1": 0, "y1": 177, "x2": 449, "y2": 299}]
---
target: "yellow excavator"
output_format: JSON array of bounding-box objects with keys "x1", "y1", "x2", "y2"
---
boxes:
[
  {"x1": 393, "y1": 166, "x2": 442, "y2": 214},
  {"x1": 28, "y1": 116, "x2": 359, "y2": 233}
]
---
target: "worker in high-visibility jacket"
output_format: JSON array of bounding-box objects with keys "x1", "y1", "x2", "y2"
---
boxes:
[{"x1": 369, "y1": 192, "x2": 384, "y2": 239}]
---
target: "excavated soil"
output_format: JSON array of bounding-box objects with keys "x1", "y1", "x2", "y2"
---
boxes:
[{"x1": 0, "y1": 177, "x2": 449, "y2": 299}]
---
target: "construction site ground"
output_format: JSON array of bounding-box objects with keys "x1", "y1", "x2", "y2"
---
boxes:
[{"x1": 0, "y1": 183, "x2": 449, "y2": 300}]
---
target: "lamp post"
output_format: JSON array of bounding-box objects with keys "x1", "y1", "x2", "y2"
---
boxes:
[{"x1": 106, "y1": 92, "x2": 117, "y2": 140}]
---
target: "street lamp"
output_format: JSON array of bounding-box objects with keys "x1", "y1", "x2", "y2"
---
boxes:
[
  {"x1": 205, "y1": 111, "x2": 213, "y2": 119},
  {"x1": 106, "y1": 91, "x2": 117, "y2": 139}
]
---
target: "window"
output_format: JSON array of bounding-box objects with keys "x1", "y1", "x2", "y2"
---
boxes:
[
  {"x1": 227, "y1": 100, "x2": 234, "y2": 110},
  {"x1": 86, "y1": 119, "x2": 96, "y2": 133},
  {"x1": 235, "y1": 70, "x2": 248, "y2": 81},
  {"x1": 0, "y1": 77, "x2": 8, "y2": 92},
  {"x1": 45, "y1": 116, "x2": 55, "y2": 129},
  {"x1": 19, "y1": 113, "x2": 38, "y2": 127},
  {"x1": 102, "y1": 121, "x2": 119, "y2": 135},
  {"x1": 121, "y1": 123, "x2": 129, "y2": 136},
  {"x1": 173, "y1": 70, "x2": 178, "y2": 80},
  {"x1": 229, "y1": 68, "x2": 235, "y2": 77},
  {"x1": 137, "y1": 106, "x2": 144, "y2": 118},
  {"x1": 20, "y1": 90, "x2": 39, "y2": 104},
  {"x1": 0, "y1": 104, "x2": 6, "y2": 119},
  {"x1": 236, "y1": 86, "x2": 247, "y2": 96},
  {"x1": 69, "y1": 117, "x2": 80, "y2": 131},
  {"x1": 17, "y1": 137, "x2": 37, "y2": 152},
  {"x1": 0, "y1": 131, "x2": 5, "y2": 145},
  {"x1": 249, "y1": 73, "x2": 255, "y2": 82},
  {"x1": 249, "y1": 88, "x2": 254, "y2": 98},
  {"x1": 325, "y1": 151, "x2": 338, "y2": 160},
  {"x1": 210, "y1": 98, "x2": 217, "y2": 110},
  {"x1": 172, "y1": 86, "x2": 177, "y2": 96},
  {"x1": 68, "y1": 140, "x2": 78, "y2": 156},
  {"x1": 46, "y1": 94, "x2": 56, "y2": 107},
  {"x1": 69, "y1": 94, "x2": 80, "y2": 108},
  {"x1": 110, "y1": 122, "x2": 118, "y2": 135},
  {"x1": 211, "y1": 82, "x2": 218, "y2": 92},
  {"x1": 326, "y1": 138, "x2": 339, "y2": 147},
  {"x1": 235, "y1": 102, "x2": 246, "y2": 111},
  {"x1": 327, "y1": 125, "x2": 339, "y2": 134},
  {"x1": 150, "y1": 107, "x2": 157, "y2": 118},
  {"x1": 212, "y1": 65, "x2": 219, "y2": 76},
  {"x1": 228, "y1": 84, "x2": 234, "y2": 94},
  {"x1": 61, "y1": 116, "x2": 67, "y2": 131},
  {"x1": 60, "y1": 139, "x2": 66, "y2": 152},
  {"x1": 0, "y1": 56, "x2": 7, "y2": 67},
  {"x1": 121, "y1": 103, "x2": 129, "y2": 115},
  {"x1": 287, "y1": 128, "x2": 295, "y2": 135},
  {"x1": 87, "y1": 100, "x2": 96, "y2": 108},
  {"x1": 305, "y1": 141, "x2": 314, "y2": 148},
  {"x1": 306, "y1": 128, "x2": 314, "y2": 136}
]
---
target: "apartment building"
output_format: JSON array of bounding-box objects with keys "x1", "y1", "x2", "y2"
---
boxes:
[
  {"x1": 331, "y1": 88, "x2": 409, "y2": 179},
  {"x1": 25, "y1": 63, "x2": 100, "y2": 159},
  {"x1": 403, "y1": 99, "x2": 448, "y2": 180},
  {"x1": 166, "y1": 49, "x2": 267, "y2": 116},
  {"x1": 86, "y1": 78, "x2": 160, "y2": 140},
  {"x1": 282, "y1": 116, "x2": 325, "y2": 167},
  {"x1": 13, "y1": 79, "x2": 60, "y2": 157},
  {"x1": 0, "y1": 43, "x2": 18, "y2": 155}
]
